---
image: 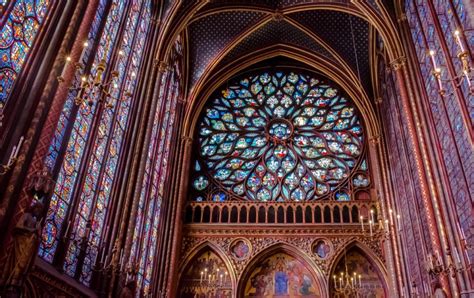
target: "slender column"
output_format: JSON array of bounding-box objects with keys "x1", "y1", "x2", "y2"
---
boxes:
[
  {"x1": 122, "y1": 63, "x2": 167, "y2": 260},
  {"x1": 156, "y1": 130, "x2": 192, "y2": 297},
  {"x1": 368, "y1": 133, "x2": 400, "y2": 298},
  {"x1": 0, "y1": 0, "x2": 88, "y2": 266},
  {"x1": 399, "y1": 13, "x2": 472, "y2": 292},
  {"x1": 391, "y1": 57, "x2": 454, "y2": 295}
]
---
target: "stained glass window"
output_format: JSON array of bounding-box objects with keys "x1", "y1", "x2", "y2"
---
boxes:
[
  {"x1": 0, "y1": 0, "x2": 52, "y2": 104},
  {"x1": 192, "y1": 71, "x2": 369, "y2": 202},
  {"x1": 131, "y1": 41, "x2": 182, "y2": 296},
  {"x1": 39, "y1": 0, "x2": 152, "y2": 286}
]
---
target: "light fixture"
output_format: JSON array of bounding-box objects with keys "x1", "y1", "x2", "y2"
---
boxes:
[
  {"x1": 429, "y1": 29, "x2": 473, "y2": 96},
  {"x1": 333, "y1": 248, "x2": 363, "y2": 297},
  {"x1": 57, "y1": 38, "x2": 131, "y2": 109}
]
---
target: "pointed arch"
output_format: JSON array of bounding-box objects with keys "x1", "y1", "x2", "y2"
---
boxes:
[
  {"x1": 184, "y1": 47, "x2": 380, "y2": 141},
  {"x1": 238, "y1": 243, "x2": 328, "y2": 297},
  {"x1": 329, "y1": 240, "x2": 389, "y2": 297},
  {"x1": 178, "y1": 242, "x2": 236, "y2": 296}
]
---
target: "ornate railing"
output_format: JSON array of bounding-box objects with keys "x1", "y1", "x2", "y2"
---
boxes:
[{"x1": 184, "y1": 201, "x2": 378, "y2": 225}]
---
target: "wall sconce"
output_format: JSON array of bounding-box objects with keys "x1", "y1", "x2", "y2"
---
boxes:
[{"x1": 429, "y1": 30, "x2": 473, "y2": 96}]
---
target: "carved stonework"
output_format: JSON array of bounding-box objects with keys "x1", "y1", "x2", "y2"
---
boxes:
[
  {"x1": 180, "y1": 226, "x2": 386, "y2": 282},
  {"x1": 390, "y1": 57, "x2": 407, "y2": 71}
]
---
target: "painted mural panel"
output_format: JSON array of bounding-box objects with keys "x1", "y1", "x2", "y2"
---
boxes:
[
  {"x1": 333, "y1": 249, "x2": 385, "y2": 298},
  {"x1": 179, "y1": 250, "x2": 232, "y2": 298},
  {"x1": 244, "y1": 253, "x2": 321, "y2": 297}
]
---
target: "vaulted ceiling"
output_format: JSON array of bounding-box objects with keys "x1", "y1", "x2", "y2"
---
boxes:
[{"x1": 161, "y1": 1, "x2": 398, "y2": 101}]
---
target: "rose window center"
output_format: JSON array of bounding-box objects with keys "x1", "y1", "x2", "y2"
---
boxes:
[{"x1": 267, "y1": 120, "x2": 293, "y2": 141}]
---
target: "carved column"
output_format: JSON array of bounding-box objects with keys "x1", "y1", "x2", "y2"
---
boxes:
[
  {"x1": 390, "y1": 57, "x2": 456, "y2": 295},
  {"x1": 154, "y1": 129, "x2": 193, "y2": 297},
  {"x1": 397, "y1": 11, "x2": 473, "y2": 293}
]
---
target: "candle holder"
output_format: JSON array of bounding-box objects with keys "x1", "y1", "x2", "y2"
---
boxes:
[
  {"x1": 429, "y1": 30, "x2": 474, "y2": 96},
  {"x1": 57, "y1": 39, "x2": 132, "y2": 110},
  {"x1": 0, "y1": 136, "x2": 24, "y2": 176},
  {"x1": 359, "y1": 209, "x2": 390, "y2": 242},
  {"x1": 426, "y1": 249, "x2": 469, "y2": 279},
  {"x1": 333, "y1": 249, "x2": 364, "y2": 297},
  {"x1": 197, "y1": 266, "x2": 228, "y2": 298}
]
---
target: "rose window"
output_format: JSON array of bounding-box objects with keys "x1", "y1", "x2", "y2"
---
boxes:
[{"x1": 191, "y1": 71, "x2": 369, "y2": 201}]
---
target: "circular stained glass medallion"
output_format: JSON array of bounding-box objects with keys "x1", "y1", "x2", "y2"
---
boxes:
[{"x1": 193, "y1": 71, "x2": 366, "y2": 201}]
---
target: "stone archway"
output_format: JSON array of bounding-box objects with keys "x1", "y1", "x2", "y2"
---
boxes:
[
  {"x1": 330, "y1": 243, "x2": 388, "y2": 298},
  {"x1": 178, "y1": 244, "x2": 234, "y2": 298}
]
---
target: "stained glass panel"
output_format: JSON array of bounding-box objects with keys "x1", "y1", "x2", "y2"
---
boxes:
[
  {"x1": 0, "y1": 0, "x2": 52, "y2": 104},
  {"x1": 192, "y1": 71, "x2": 368, "y2": 201},
  {"x1": 39, "y1": 0, "x2": 153, "y2": 286}
]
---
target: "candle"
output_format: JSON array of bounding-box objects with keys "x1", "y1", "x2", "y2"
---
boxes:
[
  {"x1": 454, "y1": 247, "x2": 461, "y2": 264},
  {"x1": 358, "y1": 274, "x2": 361, "y2": 287},
  {"x1": 200, "y1": 271, "x2": 203, "y2": 283},
  {"x1": 8, "y1": 145, "x2": 16, "y2": 165},
  {"x1": 64, "y1": 220, "x2": 71, "y2": 235},
  {"x1": 224, "y1": 271, "x2": 228, "y2": 283},
  {"x1": 339, "y1": 277, "x2": 342, "y2": 288},
  {"x1": 220, "y1": 274, "x2": 223, "y2": 286},
  {"x1": 458, "y1": 224, "x2": 466, "y2": 240},
  {"x1": 351, "y1": 277, "x2": 354, "y2": 287},
  {"x1": 397, "y1": 214, "x2": 401, "y2": 231},
  {"x1": 369, "y1": 220, "x2": 373, "y2": 237},
  {"x1": 429, "y1": 50, "x2": 438, "y2": 69},
  {"x1": 16, "y1": 136, "x2": 24, "y2": 157},
  {"x1": 454, "y1": 30, "x2": 465, "y2": 52},
  {"x1": 60, "y1": 56, "x2": 71, "y2": 79},
  {"x1": 384, "y1": 219, "x2": 389, "y2": 231},
  {"x1": 79, "y1": 41, "x2": 89, "y2": 65},
  {"x1": 333, "y1": 275, "x2": 336, "y2": 288},
  {"x1": 360, "y1": 216, "x2": 364, "y2": 231},
  {"x1": 464, "y1": 70, "x2": 472, "y2": 87},
  {"x1": 370, "y1": 209, "x2": 375, "y2": 223},
  {"x1": 435, "y1": 251, "x2": 442, "y2": 265},
  {"x1": 389, "y1": 209, "x2": 394, "y2": 225},
  {"x1": 120, "y1": 251, "x2": 126, "y2": 271}
]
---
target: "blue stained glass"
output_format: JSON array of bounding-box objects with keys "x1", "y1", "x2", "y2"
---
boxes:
[
  {"x1": 1, "y1": 0, "x2": 52, "y2": 104},
  {"x1": 39, "y1": 0, "x2": 153, "y2": 287},
  {"x1": 193, "y1": 71, "x2": 367, "y2": 201}
]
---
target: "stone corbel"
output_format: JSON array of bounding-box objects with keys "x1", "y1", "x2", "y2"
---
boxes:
[{"x1": 389, "y1": 56, "x2": 407, "y2": 71}]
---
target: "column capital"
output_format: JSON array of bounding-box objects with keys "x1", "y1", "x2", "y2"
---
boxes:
[
  {"x1": 389, "y1": 56, "x2": 407, "y2": 71},
  {"x1": 181, "y1": 136, "x2": 193, "y2": 144},
  {"x1": 397, "y1": 13, "x2": 407, "y2": 23},
  {"x1": 369, "y1": 134, "x2": 381, "y2": 146},
  {"x1": 154, "y1": 60, "x2": 169, "y2": 73}
]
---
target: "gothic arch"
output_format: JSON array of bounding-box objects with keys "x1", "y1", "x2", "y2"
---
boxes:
[
  {"x1": 155, "y1": 3, "x2": 403, "y2": 65},
  {"x1": 237, "y1": 243, "x2": 328, "y2": 297},
  {"x1": 329, "y1": 240, "x2": 389, "y2": 297},
  {"x1": 184, "y1": 48, "x2": 380, "y2": 140},
  {"x1": 178, "y1": 241, "x2": 237, "y2": 295}
]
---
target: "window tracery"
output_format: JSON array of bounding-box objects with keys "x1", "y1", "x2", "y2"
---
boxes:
[
  {"x1": 0, "y1": 0, "x2": 53, "y2": 104},
  {"x1": 38, "y1": 0, "x2": 152, "y2": 286},
  {"x1": 192, "y1": 71, "x2": 370, "y2": 202}
]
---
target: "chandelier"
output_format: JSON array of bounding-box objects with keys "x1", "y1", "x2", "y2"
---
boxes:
[
  {"x1": 58, "y1": 38, "x2": 132, "y2": 109},
  {"x1": 197, "y1": 254, "x2": 229, "y2": 298},
  {"x1": 333, "y1": 249, "x2": 363, "y2": 297}
]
